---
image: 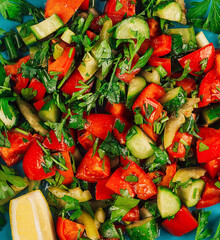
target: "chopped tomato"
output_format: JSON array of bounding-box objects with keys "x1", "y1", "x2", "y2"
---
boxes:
[
  {"x1": 147, "y1": 19, "x2": 161, "y2": 38},
  {"x1": 151, "y1": 34, "x2": 172, "y2": 57},
  {"x1": 28, "y1": 78, "x2": 46, "y2": 101},
  {"x1": 96, "y1": 177, "x2": 114, "y2": 200},
  {"x1": 159, "y1": 163, "x2": 177, "y2": 187},
  {"x1": 122, "y1": 206, "x2": 139, "y2": 222},
  {"x1": 176, "y1": 78, "x2": 196, "y2": 96},
  {"x1": 77, "y1": 129, "x2": 97, "y2": 151},
  {"x1": 205, "y1": 159, "x2": 220, "y2": 180},
  {"x1": 148, "y1": 57, "x2": 171, "y2": 76}
]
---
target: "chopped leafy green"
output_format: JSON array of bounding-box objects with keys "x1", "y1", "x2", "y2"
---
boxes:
[
  {"x1": 115, "y1": 0, "x2": 123, "y2": 11},
  {"x1": 212, "y1": 221, "x2": 220, "y2": 240},
  {"x1": 199, "y1": 142, "x2": 209, "y2": 152},
  {"x1": 195, "y1": 211, "x2": 212, "y2": 240},
  {"x1": 0, "y1": 132, "x2": 11, "y2": 148},
  {"x1": 144, "y1": 103, "x2": 155, "y2": 119},
  {"x1": 21, "y1": 87, "x2": 37, "y2": 101},
  {"x1": 114, "y1": 119, "x2": 125, "y2": 133},
  {"x1": 133, "y1": 47, "x2": 153, "y2": 70}
]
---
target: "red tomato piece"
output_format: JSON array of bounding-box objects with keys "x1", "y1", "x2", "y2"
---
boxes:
[
  {"x1": 48, "y1": 47, "x2": 75, "y2": 80},
  {"x1": 138, "y1": 39, "x2": 151, "y2": 55},
  {"x1": 146, "y1": 19, "x2": 161, "y2": 38},
  {"x1": 79, "y1": 0, "x2": 89, "y2": 10},
  {"x1": 43, "y1": 130, "x2": 75, "y2": 154},
  {"x1": 115, "y1": 54, "x2": 141, "y2": 84},
  {"x1": 12, "y1": 73, "x2": 29, "y2": 94},
  {"x1": 161, "y1": 206, "x2": 198, "y2": 236},
  {"x1": 89, "y1": 15, "x2": 106, "y2": 32},
  {"x1": 76, "y1": 148, "x2": 111, "y2": 183},
  {"x1": 56, "y1": 217, "x2": 85, "y2": 240},
  {"x1": 122, "y1": 206, "x2": 139, "y2": 222},
  {"x1": 45, "y1": 0, "x2": 84, "y2": 24},
  {"x1": 84, "y1": 114, "x2": 115, "y2": 140},
  {"x1": 140, "y1": 123, "x2": 159, "y2": 142},
  {"x1": 105, "y1": 102, "x2": 132, "y2": 118},
  {"x1": 0, "y1": 130, "x2": 34, "y2": 166},
  {"x1": 34, "y1": 98, "x2": 46, "y2": 111},
  {"x1": 119, "y1": 156, "x2": 138, "y2": 167},
  {"x1": 178, "y1": 43, "x2": 215, "y2": 76},
  {"x1": 96, "y1": 177, "x2": 114, "y2": 200},
  {"x1": 176, "y1": 78, "x2": 196, "y2": 96},
  {"x1": 23, "y1": 140, "x2": 56, "y2": 180},
  {"x1": 148, "y1": 57, "x2": 171, "y2": 76},
  {"x1": 86, "y1": 30, "x2": 97, "y2": 41},
  {"x1": 77, "y1": 129, "x2": 97, "y2": 151},
  {"x1": 205, "y1": 159, "x2": 220, "y2": 180},
  {"x1": 28, "y1": 78, "x2": 46, "y2": 101},
  {"x1": 198, "y1": 69, "x2": 220, "y2": 107},
  {"x1": 214, "y1": 49, "x2": 220, "y2": 78},
  {"x1": 159, "y1": 163, "x2": 177, "y2": 187},
  {"x1": 55, "y1": 151, "x2": 74, "y2": 185},
  {"x1": 151, "y1": 34, "x2": 172, "y2": 57}
]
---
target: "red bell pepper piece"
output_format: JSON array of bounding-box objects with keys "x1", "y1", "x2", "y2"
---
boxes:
[
  {"x1": 148, "y1": 57, "x2": 171, "y2": 76},
  {"x1": 196, "y1": 127, "x2": 220, "y2": 163},
  {"x1": 79, "y1": 0, "x2": 89, "y2": 11},
  {"x1": 77, "y1": 129, "x2": 97, "y2": 151},
  {"x1": 167, "y1": 132, "x2": 193, "y2": 159},
  {"x1": 159, "y1": 163, "x2": 177, "y2": 187},
  {"x1": 178, "y1": 43, "x2": 215, "y2": 76},
  {"x1": 113, "y1": 116, "x2": 132, "y2": 145},
  {"x1": 84, "y1": 114, "x2": 115, "y2": 140},
  {"x1": 161, "y1": 206, "x2": 198, "y2": 236},
  {"x1": 76, "y1": 148, "x2": 111, "y2": 183},
  {"x1": 0, "y1": 130, "x2": 34, "y2": 166},
  {"x1": 151, "y1": 34, "x2": 172, "y2": 57},
  {"x1": 106, "y1": 167, "x2": 136, "y2": 197},
  {"x1": 176, "y1": 77, "x2": 196, "y2": 96},
  {"x1": 122, "y1": 206, "x2": 139, "y2": 222},
  {"x1": 115, "y1": 54, "x2": 141, "y2": 84},
  {"x1": 56, "y1": 217, "x2": 85, "y2": 240},
  {"x1": 45, "y1": 0, "x2": 84, "y2": 24},
  {"x1": 146, "y1": 19, "x2": 161, "y2": 38},
  {"x1": 205, "y1": 159, "x2": 220, "y2": 180},
  {"x1": 48, "y1": 47, "x2": 75, "y2": 80},
  {"x1": 23, "y1": 140, "x2": 56, "y2": 180},
  {"x1": 28, "y1": 78, "x2": 46, "y2": 101},
  {"x1": 55, "y1": 151, "x2": 74, "y2": 185},
  {"x1": 34, "y1": 98, "x2": 46, "y2": 111},
  {"x1": 43, "y1": 129, "x2": 75, "y2": 154},
  {"x1": 105, "y1": 102, "x2": 132, "y2": 118},
  {"x1": 86, "y1": 30, "x2": 97, "y2": 41},
  {"x1": 198, "y1": 69, "x2": 220, "y2": 107},
  {"x1": 214, "y1": 49, "x2": 220, "y2": 78},
  {"x1": 96, "y1": 177, "x2": 114, "y2": 200},
  {"x1": 196, "y1": 181, "x2": 220, "y2": 208},
  {"x1": 12, "y1": 73, "x2": 29, "y2": 94},
  {"x1": 61, "y1": 69, "x2": 86, "y2": 95}
]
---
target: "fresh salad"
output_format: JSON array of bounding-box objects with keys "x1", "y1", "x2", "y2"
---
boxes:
[{"x1": 0, "y1": 0, "x2": 220, "y2": 239}]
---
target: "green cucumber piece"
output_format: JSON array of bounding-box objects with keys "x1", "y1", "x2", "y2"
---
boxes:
[
  {"x1": 202, "y1": 104, "x2": 220, "y2": 125},
  {"x1": 167, "y1": 27, "x2": 196, "y2": 44},
  {"x1": 0, "y1": 103, "x2": 19, "y2": 129},
  {"x1": 177, "y1": 179, "x2": 205, "y2": 207},
  {"x1": 160, "y1": 87, "x2": 187, "y2": 113},
  {"x1": 157, "y1": 186, "x2": 181, "y2": 218},
  {"x1": 153, "y1": 2, "x2": 182, "y2": 22},
  {"x1": 53, "y1": 44, "x2": 64, "y2": 60},
  {"x1": 113, "y1": 17, "x2": 150, "y2": 39},
  {"x1": 30, "y1": 14, "x2": 64, "y2": 40},
  {"x1": 126, "y1": 126, "x2": 154, "y2": 159},
  {"x1": 119, "y1": 81, "x2": 126, "y2": 103},
  {"x1": 16, "y1": 21, "x2": 37, "y2": 46},
  {"x1": 99, "y1": 220, "x2": 120, "y2": 239},
  {"x1": 38, "y1": 98, "x2": 61, "y2": 123},
  {"x1": 126, "y1": 217, "x2": 158, "y2": 240},
  {"x1": 61, "y1": 28, "x2": 75, "y2": 44},
  {"x1": 127, "y1": 76, "x2": 147, "y2": 108}
]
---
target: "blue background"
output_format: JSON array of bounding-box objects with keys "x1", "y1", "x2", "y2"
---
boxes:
[{"x1": 0, "y1": 0, "x2": 219, "y2": 239}]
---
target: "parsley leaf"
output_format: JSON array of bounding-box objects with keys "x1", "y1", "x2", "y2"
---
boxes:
[
  {"x1": 115, "y1": 0, "x2": 123, "y2": 11},
  {"x1": 0, "y1": 0, "x2": 23, "y2": 22},
  {"x1": 114, "y1": 119, "x2": 125, "y2": 133},
  {"x1": 21, "y1": 87, "x2": 37, "y2": 101},
  {"x1": 61, "y1": 195, "x2": 82, "y2": 220},
  {"x1": 0, "y1": 28, "x2": 5, "y2": 35},
  {"x1": 195, "y1": 211, "x2": 212, "y2": 240},
  {"x1": 0, "y1": 132, "x2": 11, "y2": 148},
  {"x1": 199, "y1": 142, "x2": 209, "y2": 152},
  {"x1": 212, "y1": 221, "x2": 220, "y2": 240}
]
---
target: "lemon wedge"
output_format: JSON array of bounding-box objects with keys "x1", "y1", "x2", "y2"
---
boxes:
[{"x1": 9, "y1": 190, "x2": 57, "y2": 240}]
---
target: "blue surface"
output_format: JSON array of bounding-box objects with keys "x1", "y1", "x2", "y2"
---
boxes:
[{"x1": 0, "y1": 0, "x2": 219, "y2": 239}]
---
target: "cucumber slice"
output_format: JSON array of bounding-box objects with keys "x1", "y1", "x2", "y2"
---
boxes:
[
  {"x1": 38, "y1": 98, "x2": 61, "y2": 123},
  {"x1": 53, "y1": 44, "x2": 64, "y2": 60},
  {"x1": 127, "y1": 76, "x2": 147, "y2": 108},
  {"x1": 153, "y1": 2, "x2": 182, "y2": 22},
  {"x1": 113, "y1": 17, "x2": 150, "y2": 39},
  {"x1": 78, "y1": 52, "x2": 98, "y2": 81},
  {"x1": 126, "y1": 217, "x2": 158, "y2": 240},
  {"x1": 160, "y1": 87, "x2": 187, "y2": 113},
  {"x1": 16, "y1": 23, "x2": 37, "y2": 46},
  {"x1": 30, "y1": 14, "x2": 64, "y2": 40},
  {"x1": 0, "y1": 103, "x2": 19, "y2": 129},
  {"x1": 119, "y1": 81, "x2": 126, "y2": 103},
  {"x1": 61, "y1": 28, "x2": 75, "y2": 44},
  {"x1": 202, "y1": 104, "x2": 220, "y2": 125},
  {"x1": 177, "y1": 179, "x2": 205, "y2": 207},
  {"x1": 157, "y1": 186, "x2": 181, "y2": 218},
  {"x1": 167, "y1": 27, "x2": 196, "y2": 44},
  {"x1": 126, "y1": 126, "x2": 154, "y2": 159},
  {"x1": 99, "y1": 220, "x2": 120, "y2": 239}
]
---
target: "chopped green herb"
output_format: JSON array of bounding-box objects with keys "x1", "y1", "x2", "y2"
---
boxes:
[{"x1": 199, "y1": 142, "x2": 209, "y2": 152}]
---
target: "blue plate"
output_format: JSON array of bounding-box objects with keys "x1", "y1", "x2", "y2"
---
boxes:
[{"x1": 0, "y1": 0, "x2": 219, "y2": 239}]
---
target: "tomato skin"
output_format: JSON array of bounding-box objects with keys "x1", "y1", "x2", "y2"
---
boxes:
[
  {"x1": 205, "y1": 159, "x2": 220, "y2": 180},
  {"x1": 45, "y1": 0, "x2": 84, "y2": 24},
  {"x1": 148, "y1": 57, "x2": 171, "y2": 76},
  {"x1": 79, "y1": 0, "x2": 89, "y2": 10},
  {"x1": 161, "y1": 206, "x2": 198, "y2": 236},
  {"x1": 159, "y1": 163, "x2": 177, "y2": 187},
  {"x1": 28, "y1": 78, "x2": 46, "y2": 101},
  {"x1": 0, "y1": 130, "x2": 34, "y2": 166},
  {"x1": 146, "y1": 19, "x2": 161, "y2": 38},
  {"x1": 77, "y1": 129, "x2": 97, "y2": 151},
  {"x1": 76, "y1": 148, "x2": 111, "y2": 183},
  {"x1": 23, "y1": 140, "x2": 56, "y2": 180},
  {"x1": 43, "y1": 130, "x2": 75, "y2": 154},
  {"x1": 138, "y1": 39, "x2": 151, "y2": 55},
  {"x1": 178, "y1": 43, "x2": 215, "y2": 76},
  {"x1": 84, "y1": 114, "x2": 115, "y2": 140},
  {"x1": 105, "y1": 102, "x2": 132, "y2": 118},
  {"x1": 196, "y1": 127, "x2": 220, "y2": 163},
  {"x1": 151, "y1": 34, "x2": 172, "y2": 57},
  {"x1": 34, "y1": 98, "x2": 46, "y2": 111},
  {"x1": 198, "y1": 69, "x2": 220, "y2": 107},
  {"x1": 115, "y1": 54, "x2": 141, "y2": 84},
  {"x1": 176, "y1": 78, "x2": 196, "y2": 96},
  {"x1": 86, "y1": 30, "x2": 97, "y2": 41},
  {"x1": 96, "y1": 177, "x2": 114, "y2": 200},
  {"x1": 48, "y1": 47, "x2": 75, "y2": 80},
  {"x1": 56, "y1": 217, "x2": 85, "y2": 240},
  {"x1": 122, "y1": 206, "x2": 139, "y2": 222},
  {"x1": 12, "y1": 73, "x2": 29, "y2": 94},
  {"x1": 214, "y1": 49, "x2": 220, "y2": 78}
]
